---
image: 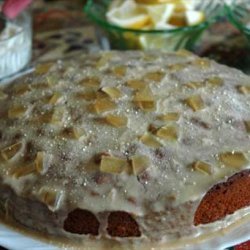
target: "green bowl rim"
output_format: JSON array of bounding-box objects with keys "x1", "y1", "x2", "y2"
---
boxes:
[
  {"x1": 84, "y1": 0, "x2": 219, "y2": 34},
  {"x1": 224, "y1": 3, "x2": 250, "y2": 34}
]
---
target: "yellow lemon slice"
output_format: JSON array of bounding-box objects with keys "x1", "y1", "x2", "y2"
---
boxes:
[
  {"x1": 186, "y1": 10, "x2": 205, "y2": 26},
  {"x1": 168, "y1": 2, "x2": 187, "y2": 27},
  {"x1": 107, "y1": 1, "x2": 151, "y2": 29},
  {"x1": 182, "y1": 0, "x2": 196, "y2": 10},
  {"x1": 168, "y1": 2, "x2": 205, "y2": 27},
  {"x1": 144, "y1": 3, "x2": 175, "y2": 26}
]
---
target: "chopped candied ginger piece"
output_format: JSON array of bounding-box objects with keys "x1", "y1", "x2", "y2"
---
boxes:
[
  {"x1": 51, "y1": 107, "x2": 65, "y2": 125},
  {"x1": 185, "y1": 81, "x2": 203, "y2": 89},
  {"x1": 219, "y1": 152, "x2": 248, "y2": 168},
  {"x1": 192, "y1": 58, "x2": 211, "y2": 68},
  {"x1": 73, "y1": 127, "x2": 86, "y2": 139},
  {"x1": 185, "y1": 77, "x2": 221, "y2": 90},
  {"x1": 38, "y1": 111, "x2": 54, "y2": 123},
  {"x1": 1, "y1": 142, "x2": 22, "y2": 161},
  {"x1": 143, "y1": 55, "x2": 157, "y2": 61},
  {"x1": 35, "y1": 152, "x2": 44, "y2": 174},
  {"x1": 135, "y1": 101, "x2": 155, "y2": 111},
  {"x1": 105, "y1": 114, "x2": 127, "y2": 128},
  {"x1": 46, "y1": 75, "x2": 58, "y2": 86},
  {"x1": 145, "y1": 71, "x2": 165, "y2": 82},
  {"x1": 80, "y1": 77, "x2": 100, "y2": 88},
  {"x1": 165, "y1": 194, "x2": 177, "y2": 202},
  {"x1": 75, "y1": 89, "x2": 96, "y2": 101},
  {"x1": 148, "y1": 124, "x2": 158, "y2": 134},
  {"x1": 38, "y1": 188, "x2": 62, "y2": 211},
  {"x1": 96, "y1": 90, "x2": 107, "y2": 99},
  {"x1": 156, "y1": 126, "x2": 178, "y2": 141},
  {"x1": 101, "y1": 87, "x2": 122, "y2": 99},
  {"x1": 96, "y1": 52, "x2": 113, "y2": 69},
  {"x1": 94, "y1": 152, "x2": 110, "y2": 165},
  {"x1": 206, "y1": 77, "x2": 223, "y2": 87},
  {"x1": 49, "y1": 92, "x2": 62, "y2": 105},
  {"x1": 168, "y1": 63, "x2": 186, "y2": 72},
  {"x1": 127, "y1": 80, "x2": 145, "y2": 90},
  {"x1": 113, "y1": 66, "x2": 126, "y2": 77},
  {"x1": 134, "y1": 86, "x2": 154, "y2": 102},
  {"x1": 35, "y1": 152, "x2": 52, "y2": 174},
  {"x1": 158, "y1": 112, "x2": 180, "y2": 122},
  {"x1": 60, "y1": 127, "x2": 85, "y2": 140},
  {"x1": 90, "y1": 99, "x2": 117, "y2": 113},
  {"x1": 237, "y1": 85, "x2": 250, "y2": 94},
  {"x1": 100, "y1": 155, "x2": 128, "y2": 174},
  {"x1": 185, "y1": 95, "x2": 205, "y2": 111},
  {"x1": 13, "y1": 84, "x2": 30, "y2": 96},
  {"x1": 131, "y1": 155, "x2": 150, "y2": 175},
  {"x1": 176, "y1": 49, "x2": 193, "y2": 57},
  {"x1": 36, "y1": 63, "x2": 53, "y2": 74},
  {"x1": 244, "y1": 121, "x2": 250, "y2": 133},
  {"x1": 133, "y1": 86, "x2": 155, "y2": 111},
  {"x1": 11, "y1": 164, "x2": 36, "y2": 178},
  {"x1": 191, "y1": 161, "x2": 212, "y2": 175},
  {"x1": 8, "y1": 105, "x2": 27, "y2": 119},
  {"x1": 140, "y1": 133, "x2": 162, "y2": 148}
]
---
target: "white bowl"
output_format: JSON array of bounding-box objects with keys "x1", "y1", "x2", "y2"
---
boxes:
[{"x1": 0, "y1": 9, "x2": 32, "y2": 80}]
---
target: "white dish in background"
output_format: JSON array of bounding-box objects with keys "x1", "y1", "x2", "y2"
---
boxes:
[{"x1": 0, "y1": 9, "x2": 32, "y2": 80}]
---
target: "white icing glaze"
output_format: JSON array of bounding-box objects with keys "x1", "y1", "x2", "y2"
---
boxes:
[{"x1": 0, "y1": 50, "x2": 249, "y2": 244}]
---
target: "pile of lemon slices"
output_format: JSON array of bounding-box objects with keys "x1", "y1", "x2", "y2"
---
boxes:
[{"x1": 106, "y1": 0, "x2": 205, "y2": 30}]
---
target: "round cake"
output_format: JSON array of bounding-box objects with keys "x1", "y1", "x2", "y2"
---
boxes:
[{"x1": 0, "y1": 50, "x2": 249, "y2": 248}]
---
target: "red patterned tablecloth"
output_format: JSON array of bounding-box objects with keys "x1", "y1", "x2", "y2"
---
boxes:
[{"x1": 234, "y1": 241, "x2": 250, "y2": 250}]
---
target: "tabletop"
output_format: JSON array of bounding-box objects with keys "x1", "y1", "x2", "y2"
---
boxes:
[{"x1": 0, "y1": 0, "x2": 250, "y2": 249}]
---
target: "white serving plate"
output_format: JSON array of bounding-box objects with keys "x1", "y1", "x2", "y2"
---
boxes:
[{"x1": 0, "y1": 214, "x2": 249, "y2": 250}]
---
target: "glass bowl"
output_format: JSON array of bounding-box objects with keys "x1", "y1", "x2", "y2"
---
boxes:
[
  {"x1": 225, "y1": 1, "x2": 250, "y2": 42},
  {"x1": 84, "y1": 0, "x2": 223, "y2": 51},
  {"x1": 0, "y1": 8, "x2": 32, "y2": 80}
]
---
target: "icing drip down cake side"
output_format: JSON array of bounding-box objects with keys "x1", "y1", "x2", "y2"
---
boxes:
[{"x1": 0, "y1": 50, "x2": 249, "y2": 247}]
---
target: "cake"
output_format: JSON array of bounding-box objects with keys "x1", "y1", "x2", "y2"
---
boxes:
[{"x1": 0, "y1": 50, "x2": 249, "y2": 248}]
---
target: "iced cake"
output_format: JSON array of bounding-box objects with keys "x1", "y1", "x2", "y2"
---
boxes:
[{"x1": 0, "y1": 50, "x2": 249, "y2": 248}]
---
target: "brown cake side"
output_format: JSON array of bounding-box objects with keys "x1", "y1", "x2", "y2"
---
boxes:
[
  {"x1": 194, "y1": 169, "x2": 250, "y2": 225},
  {"x1": 63, "y1": 209, "x2": 100, "y2": 235},
  {"x1": 1, "y1": 170, "x2": 250, "y2": 240},
  {"x1": 107, "y1": 211, "x2": 141, "y2": 237}
]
